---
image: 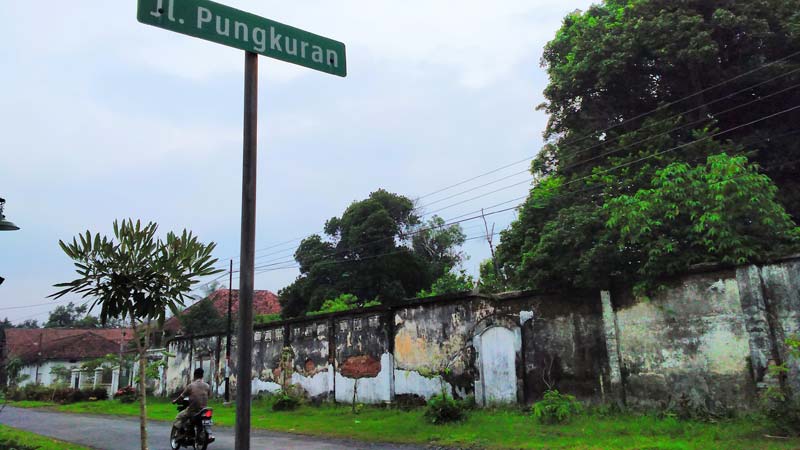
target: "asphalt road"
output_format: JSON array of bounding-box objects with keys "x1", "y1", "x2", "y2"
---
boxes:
[{"x1": 0, "y1": 406, "x2": 425, "y2": 450}]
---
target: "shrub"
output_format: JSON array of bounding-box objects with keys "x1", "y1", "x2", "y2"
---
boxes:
[
  {"x1": 6, "y1": 387, "x2": 23, "y2": 401},
  {"x1": 87, "y1": 388, "x2": 109, "y2": 401},
  {"x1": 51, "y1": 388, "x2": 73, "y2": 403},
  {"x1": 114, "y1": 386, "x2": 137, "y2": 403},
  {"x1": 21, "y1": 384, "x2": 52, "y2": 401},
  {"x1": 271, "y1": 390, "x2": 302, "y2": 411},
  {"x1": 306, "y1": 294, "x2": 381, "y2": 316},
  {"x1": 254, "y1": 313, "x2": 282, "y2": 325},
  {"x1": 531, "y1": 390, "x2": 582, "y2": 424},
  {"x1": 761, "y1": 335, "x2": 800, "y2": 435},
  {"x1": 66, "y1": 389, "x2": 86, "y2": 404},
  {"x1": 424, "y1": 394, "x2": 467, "y2": 424}
]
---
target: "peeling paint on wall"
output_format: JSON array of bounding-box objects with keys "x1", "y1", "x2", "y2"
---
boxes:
[
  {"x1": 162, "y1": 256, "x2": 800, "y2": 411},
  {"x1": 394, "y1": 368, "x2": 453, "y2": 399}
]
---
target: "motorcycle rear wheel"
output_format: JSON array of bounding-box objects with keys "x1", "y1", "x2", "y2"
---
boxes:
[{"x1": 193, "y1": 425, "x2": 209, "y2": 450}]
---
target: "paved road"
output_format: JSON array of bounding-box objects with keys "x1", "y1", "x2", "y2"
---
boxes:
[{"x1": 0, "y1": 406, "x2": 425, "y2": 450}]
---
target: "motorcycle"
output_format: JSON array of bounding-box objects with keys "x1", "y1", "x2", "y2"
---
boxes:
[{"x1": 170, "y1": 396, "x2": 215, "y2": 450}]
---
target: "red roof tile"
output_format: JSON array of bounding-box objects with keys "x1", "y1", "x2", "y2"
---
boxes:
[
  {"x1": 3, "y1": 328, "x2": 132, "y2": 363},
  {"x1": 163, "y1": 289, "x2": 280, "y2": 333}
]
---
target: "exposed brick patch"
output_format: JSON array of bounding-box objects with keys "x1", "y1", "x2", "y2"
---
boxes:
[{"x1": 340, "y1": 355, "x2": 381, "y2": 378}]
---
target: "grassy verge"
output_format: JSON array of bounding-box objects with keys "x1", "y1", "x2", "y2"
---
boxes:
[
  {"x1": 0, "y1": 424, "x2": 90, "y2": 450},
  {"x1": 13, "y1": 398, "x2": 800, "y2": 449}
]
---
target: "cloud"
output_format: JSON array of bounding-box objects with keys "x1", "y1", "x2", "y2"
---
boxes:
[
  {"x1": 1, "y1": 1, "x2": 582, "y2": 87},
  {"x1": 0, "y1": 0, "x2": 595, "y2": 319}
]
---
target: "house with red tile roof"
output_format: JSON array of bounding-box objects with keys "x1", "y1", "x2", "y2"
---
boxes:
[
  {"x1": 1, "y1": 328, "x2": 132, "y2": 387},
  {"x1": 163, "y1": 289, "x2": 280, "y2": 335}
]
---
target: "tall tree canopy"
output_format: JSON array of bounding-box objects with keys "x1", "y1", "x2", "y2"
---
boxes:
[
  {"x1": 497, "y1": 0, "x2": 800, "y2": 294},
  {"x1": 279, "y1": 190, "x2": 465, "y2": 317},
  {"x1": 44, "y1": 301, "x2": 124, "y2": 328}
]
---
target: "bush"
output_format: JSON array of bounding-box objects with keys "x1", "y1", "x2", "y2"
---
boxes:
[
  {"x1": 87, "y1": 388, "x2": 108, "y2": 401},
  {"x1": 66, "y1": 389, "x2": 87, "y2": 404},
  {"x1": 531, "y1": 390, "x2": 582, "y2": 424},
  {"x1": 424, "y1": 394, "x2": 467, "y2": 424},
  {"x1": 6, "y1": 387, "x2": 23, "y2": 401},
  {"x1": 114, "y1": 386, "x2": 137, "y2": 403},
  {"x1": 271, "y1": 390, "x2": 301, "y2": 411},
  {"x1": 761, "y1": 335, "x2": 800, "y2": 435},
  {"x1": 21, "y1": 384, "x2": 52, "y2": 402}
]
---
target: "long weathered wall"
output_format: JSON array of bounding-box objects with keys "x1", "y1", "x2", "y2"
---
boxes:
[{"x1": 164, "y1": 256, "x2": 800, "y2": 411}]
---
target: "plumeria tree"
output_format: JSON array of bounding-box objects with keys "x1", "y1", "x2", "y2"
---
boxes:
[{"x1": 50, "y1": 219, "x2": 221, "y2": 450}]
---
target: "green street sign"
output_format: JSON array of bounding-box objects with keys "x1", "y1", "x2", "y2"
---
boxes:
[{"x1": 137, "y1": 0, "x2": 347, "y2": 77}]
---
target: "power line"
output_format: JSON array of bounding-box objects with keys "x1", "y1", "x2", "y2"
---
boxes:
[
  {"x1": 206, "y1": 125, "x2": 800, "y2": 289},
  {"x1": 413, "y1": 71, "x2": 800, "y2": 217},
  {"x1": 211, "y1": 55, "x2": 800, "y2": 279},
  {"x1": 413, "y1": 50, "x2": 800, "y2": 205},
  {"x1": 552, "y1": 50, "x2": 800, "y2": 154}
]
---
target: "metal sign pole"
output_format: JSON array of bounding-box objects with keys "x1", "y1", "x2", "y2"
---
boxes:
[
  {"x1": 224, "y1": 259, "x2": 232, "y2": 404},
  {"x1": 235, "y1": 50, "x2": 258, "y2": 450}
]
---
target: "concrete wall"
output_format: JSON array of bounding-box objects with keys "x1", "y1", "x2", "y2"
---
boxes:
[
  {"x1": 18, "y1": 360, "x2": 82, "y2": 387},
  {"x1": 163, "y1": 256, "x2": 800, "y2": 411}
]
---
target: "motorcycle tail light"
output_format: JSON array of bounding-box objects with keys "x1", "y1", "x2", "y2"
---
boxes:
[{"x1": 203, "y1": 409, "x2": 213, "y2": 418}]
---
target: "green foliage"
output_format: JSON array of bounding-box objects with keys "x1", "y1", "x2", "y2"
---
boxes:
[
  {"x1": 178, "y1": 297, "x2": 226, "y2": 335},
  {"x1": 762, "y1": 335, "x2": 800, "y2": 435},
  {"x1": 477, "y1": 259, "x2": 505, "y2": 293},
  {"x1": 279, "y1": 190, "x2": 465, "y2": 317},
  {"x1": 501, "y1": 153, "x2": 799, "y2": 294},
  {"x1": 0, "y1": 424, "x2": 92, "y2": 450},
  {"x1": 497, "y1": 0, "x2": 800, "y2": 295},
  {"x1": 49, "y1": 365, "x2": 72, "y2": 386},
  {"x1": 11, "y1": 319, "x2": 40, "y2": 329},
  {"x1": 416, "y1": 270, "x2": 474, "y2": 298},
  {"x1": 270, "y1": 390, "x2": 302, "y2": 411},
  {"x1": 306, "y1": 294, "x2": 380, "y2": 316},
  {"x1": 44, "y1": 301, "x2": 120, "y2": 329},
  {"x1": 81, "y1": 353, "x2": 119, "y2": 372},
  {"x1": 411, "y1": 216, "x2": 467, "y2": 284},
  {"x1": 50, "y1": 219, "x2": 222, "y2": 326},
  {"x1": 6, "y1": 385, "x2": 107, "y2": 404},
  {"x1": 49, "y1": 219, "x2": 221, "y2": 450},
  {"x1": 532, "y1": 390, "x2": 583, "y2": 424},
  {"x1": 32, "y1": 397, "x2": 800, "y2": 448},
  {"x1": 424, "y1": 394, "x2": 467, "y2": 424},
  {"x1": 254, "y1": 313, "x2": 282, "y2": 325},
  {"x1": 5, "y1": 357, "x2": 23, "y2": 387},
  {"x1": 606, "y1": 153, "x2": 799, "y2": 294}
]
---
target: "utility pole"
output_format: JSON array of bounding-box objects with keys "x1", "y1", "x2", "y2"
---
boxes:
[
  {"x1": 224, "y1": 259, "x2": 232, "y2": 404},
  {"x1": 481, "y1": 208, "x2": 501, "y2": 281}
]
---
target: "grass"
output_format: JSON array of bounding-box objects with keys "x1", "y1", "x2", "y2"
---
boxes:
[
  {"x1": 11, "y1": 398, "x2": 800, "y2": 449},
  {"x1": 0, "y1": 424, "x2": 90, "y2": 450}
]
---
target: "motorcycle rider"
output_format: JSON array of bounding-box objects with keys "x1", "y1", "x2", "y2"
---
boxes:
[{"x1": 172, "y1": 367, "x2": 212, "y2": 440}]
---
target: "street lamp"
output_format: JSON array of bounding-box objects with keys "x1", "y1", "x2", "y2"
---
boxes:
[{"x1": 0, "y1": 198, "x2": 20, "y2": 231}]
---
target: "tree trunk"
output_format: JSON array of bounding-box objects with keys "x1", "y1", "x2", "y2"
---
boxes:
[{"x1": 133, "y1": 321, "x2": 149, "y2": 450}]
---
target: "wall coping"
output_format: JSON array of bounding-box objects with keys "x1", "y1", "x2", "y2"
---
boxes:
[{"x1": 168, "y1": 254, "x2": 800, "y2": 344}]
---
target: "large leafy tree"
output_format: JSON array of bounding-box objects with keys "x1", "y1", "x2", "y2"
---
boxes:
[
  {"x1": 178, "y1": 298, "x2": 226, "y2": 336},
  {"x1": 497, "y1": 0, "x2": 800, "y2": 294},
  {"x1": 44, "y1": 301, "x2": 123, "y2": 328},
  {"x1": 279, "y1": 190, "x2": 465, "y2": 317},
  {"x1": 50, "y1": 219, "x2": 221, "y2": 450}
]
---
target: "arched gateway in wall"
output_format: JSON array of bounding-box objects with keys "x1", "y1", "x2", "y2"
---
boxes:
[{"x1": 473, "y1": 319, "x2": 523, "y2": 406}]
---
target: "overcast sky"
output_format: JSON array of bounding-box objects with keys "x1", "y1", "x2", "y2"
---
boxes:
[{"x1": 0, "y1": 1, "x2": 594, "y2": 323}]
